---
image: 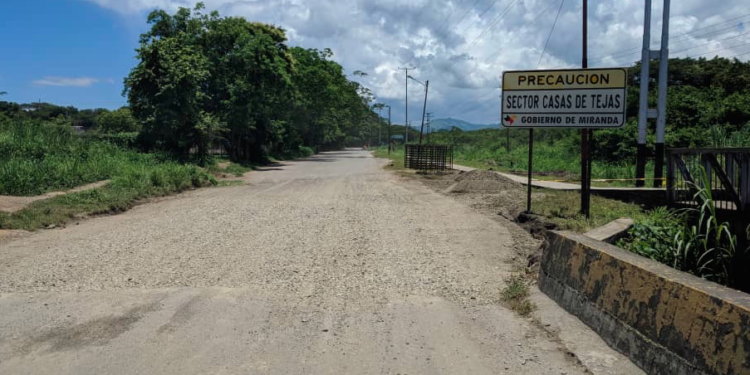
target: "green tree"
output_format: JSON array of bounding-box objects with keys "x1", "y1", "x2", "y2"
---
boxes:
[
  {"x1": 124, "y1": 5, "x2": 213, "y2": 157},
  {"x1": 124, "y1": 3, "x2": 379, "y2": 161},
  {"x1": 95, "y1": 108, "x2": 140, "y2": 133}
]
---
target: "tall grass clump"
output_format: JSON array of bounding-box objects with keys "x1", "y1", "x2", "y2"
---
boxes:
[
  {"x1": 0, "y1": 117, "x2": 119, "y2": 195},
  {"x1": 619, "y1": 168, "x2": 750, "y2": 292},
  {"x1": 0, "y1": 117, "x2": 215, "y2": 197},
  {"x1": 0, "y1": 116, "x2": 216, "y2": 230}
]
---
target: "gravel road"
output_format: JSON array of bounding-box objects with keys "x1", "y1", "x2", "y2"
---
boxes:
[{"x1": 0, "y1": 150, "x2": 639, "y2": 374}]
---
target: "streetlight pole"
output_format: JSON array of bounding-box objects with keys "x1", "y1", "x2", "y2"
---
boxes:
[
  {"x1": 385, "y1": 105, "x2": 392, "y2": 154},
  {"x1": 407, "y1": 75, "x2": 429, "y2": 144},
  {"x1": 399, "y1": 67, "x2": 415, "y2": 144},
  {"x1": 375, "y1": 106, "x2": 382, "y2": 146}
]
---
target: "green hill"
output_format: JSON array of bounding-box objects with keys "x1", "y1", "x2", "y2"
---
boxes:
[{"x1": 429, "y1": 118, "x2": 495, "y2": 132}]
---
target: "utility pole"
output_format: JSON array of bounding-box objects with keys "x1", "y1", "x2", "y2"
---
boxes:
[
  {"x1": 581, "y1": 0, "x2": 591, "y2": 218},
  {"x1": 655, "y1": 0, "x2": 671, "y2": 187},
  {"x1": 388, "y1": 107, "x2": 393, "y2": 153},
  {"x1": 636, "y1": 0, "x2": 652, "y2": 187},
  {"x1": 419, "y1": 80, "x2": 429, "y2": 143},
  {"x1": 399, "y1": 67, "x2": 415, "y2": 144},
  {"x1": 378, "y1": 117, "x2": 382, "y2": 146},
  {"x1": 407, "y1": 75, "x2": 429, "y2": 144},
  {"x1": 636, "y1": 0, "x2": 670, "y2": 187},
  {"x1": 426, "y1": 113, "x2": 433, "y2": 143},
  {"x1": 376, "y1": 107, "x2": 382, "y2": 146}
]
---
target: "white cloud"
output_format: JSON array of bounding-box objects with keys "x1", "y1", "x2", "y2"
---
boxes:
[
  {"x1": 32, "y1": 76, "x2": 100, "y2": 87},
  {"x1": 82, "y1": 0, "x2": 750, "y2": 123}
]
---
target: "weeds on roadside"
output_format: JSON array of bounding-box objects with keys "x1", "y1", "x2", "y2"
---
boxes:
[
  {"x1": 0, "y1": 117, "x2": 217, "y2": 230},
  {"x1": 619, "y1": 167, "x2": 750, "y2": 292},
  {"x1": 672, "y1": 168, "x2": 748, "y2": 290},
  {"x1": 501, "y1": 275, "x2": 537, "y2": 316}
]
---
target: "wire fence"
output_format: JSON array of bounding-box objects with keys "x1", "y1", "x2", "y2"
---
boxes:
[{"x1": 404, "y1": 144, "x2": 454, "y2": 171}]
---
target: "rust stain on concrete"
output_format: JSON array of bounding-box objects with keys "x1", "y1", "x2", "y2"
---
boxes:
[{"x1": 541, "y1": 231, "x2": 750, "y2": 375}]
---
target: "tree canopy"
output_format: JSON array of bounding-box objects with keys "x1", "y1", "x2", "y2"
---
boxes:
[{"x1": 124, "y1": 3, "x2": 381, "y2": 162}]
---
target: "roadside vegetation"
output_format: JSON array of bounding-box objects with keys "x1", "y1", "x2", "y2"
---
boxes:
[
  {"x1": 618, "y1": 170, "x2": 750, "y2": 293},
  {"x1": 531, "y1": 190, "x2": 647, "y2": 232},
  {"x1": 500, "y1": 275, "x2": 536, "y2": 316},
  {"x1": 0, "y1": 115, "x2": 216, "y2": 230}
]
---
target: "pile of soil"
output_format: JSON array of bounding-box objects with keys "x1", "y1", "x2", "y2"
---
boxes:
[{"x1": 449, "y1": 170, "x2": 522, "y2": 194}]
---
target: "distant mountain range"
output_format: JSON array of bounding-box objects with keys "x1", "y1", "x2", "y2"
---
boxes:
[{"x1": 428, "y1": 118, "x2": 496, "y2": 132}]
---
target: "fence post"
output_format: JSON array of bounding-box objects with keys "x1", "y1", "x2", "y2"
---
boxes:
[
  {"x1": 666, "y1": 149, "x2": 674, "y2": 205},
  {"x1": 742, "y1": 153, "x2": 750, "y2": 212}
]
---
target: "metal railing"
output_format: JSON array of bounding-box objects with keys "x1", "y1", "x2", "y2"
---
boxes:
[
  {"x1": 404, "y1": 145, "x2": 453, "y2": 171},
  {"x1": 667, "y1": 148, "x2": 750, "y2": 212}
]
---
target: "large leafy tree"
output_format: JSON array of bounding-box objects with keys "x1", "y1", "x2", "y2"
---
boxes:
[
  {"x1": 95, "y1": 108, "x2": 140, "y2": 133},
  {"x1": 124, "y1": 3, "x2": 378, "y2": 161},
  {"x1": 202, "y1": 17, "x2": 294, "y2": 161},
  {"x1": 124, "y1": 6, "x2": 211, "y2": 157}
]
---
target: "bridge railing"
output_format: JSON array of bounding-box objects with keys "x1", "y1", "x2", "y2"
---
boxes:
[{"x1": 667, "y1": 148, "x2": 750, "y2": 212}]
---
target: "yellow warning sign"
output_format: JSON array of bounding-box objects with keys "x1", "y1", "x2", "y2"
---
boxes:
[
  {"x1": 503, "y1": 68, "x2": 626, "y2": 90},
  {"x1": 501, "y1": 68, "x2": 628, "y2": 128}
]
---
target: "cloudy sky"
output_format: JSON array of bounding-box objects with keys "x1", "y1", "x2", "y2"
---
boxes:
[{"x1": 1, "y1": 0, "x2": 748, "y2": 124}]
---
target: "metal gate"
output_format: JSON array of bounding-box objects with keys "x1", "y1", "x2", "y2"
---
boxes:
[{"x1": 404, "y1": 145, "x2": 453, "y2": 171}]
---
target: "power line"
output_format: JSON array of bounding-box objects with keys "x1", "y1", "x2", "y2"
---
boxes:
[
  {"x1": 434, "y1": 0, "x2": 484, "y2": 48},
  {"x1": 466, "y1": 0, "x2": 523, "y2": 50},
  {"x1": 476, "y1": 0, "x2": 502, "y2": 19},
  {"x1": 728, "y1": 50, "x2": 750, "y2": 59},
  {"x1": 433, "y1": 0, "x2": 468, "y2": 46},
  {"x1": 588, "y1": 14, "x2": 750, "y2": 63},
  {"x1": 485, "y1": 0, "x2": 561, "y2": 61},
  {"x1": 537, "y1": 0, "x2": 565, "y2": 68},
  {"x1": 669, "y1": 31, "x2": 750, "y2": 55},
  {"x1": 441, "y1": 0, "x2": 558, "y2": 108},
  {"x1": 456, "y1": 0, "x2": 502, "y2": 36},
  {"x1": 592, "y1": 24, "x2": 749, "y2": 63},
  {"x1": 589, "y1": 32, "x2": 750, "y2": 65},
  {"x1": 684, "y1": 41, "x2": 750, "y2": 58},
  {"x1": 445, "y1": 0, "x2": 523, "y2": 72},
  {"x1": 589, "y1": 13, "x2": 750, "y2": 59}
]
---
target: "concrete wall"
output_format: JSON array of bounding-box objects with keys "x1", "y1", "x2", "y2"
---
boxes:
[{"x1": 539, "y1": 231, "x2": 750, "y2": 375}]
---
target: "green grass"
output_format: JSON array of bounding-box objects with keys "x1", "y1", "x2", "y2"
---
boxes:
[
  {"x1": 450, "y1": 142, "x2": 657, "y2": 187},
  {"x1": 501, "y1": 275, "x2": 536, "y2": 316},
  {"x1": 532, "y1": 189, "x2": 647, "y2": 232},
  {"x1": 0, "y1": 163, "x2": 215, "y2": 230},
  {"x1": 426, "y1": 128, "x2": 660, "y2": 187},
  {"x1": 207, "y1": 158, "x2": 255, "y2": 177},
  {"x1": 0, "y1": 117, "x2": 216, "y2": 230},
  {"x1": 372, "y1": 146, "x2": 405, "y2": 169}
]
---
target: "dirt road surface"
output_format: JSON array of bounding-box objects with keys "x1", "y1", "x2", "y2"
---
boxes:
[{"x1": 0, "y1": 150, "x2": 640, "y2": 374}]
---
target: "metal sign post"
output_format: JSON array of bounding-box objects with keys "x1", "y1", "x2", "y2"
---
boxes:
[
  {"x1": 501, "y1": 68, "x2": 628, "y2": 215},
  {"x1": 582, "y1": 0, "x2": 590, "y2": 217},
  {"x1": 527, "y1": 128, "x2": 534, "y2": 213}
]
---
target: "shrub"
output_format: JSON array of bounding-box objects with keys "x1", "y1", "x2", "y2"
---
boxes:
[{"x1": 620, "y1": 167, "x2": 750, "y2": 292}]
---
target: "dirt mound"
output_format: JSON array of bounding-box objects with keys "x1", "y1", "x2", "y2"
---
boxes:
[
  {"x1": 454, "y1": 169, "x2": 506, "y2": 182},
  {"x1": 449, "y1": 170, "x2": 522, "y2": 194}
]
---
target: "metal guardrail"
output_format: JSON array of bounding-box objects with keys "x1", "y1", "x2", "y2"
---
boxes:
[
  {"x1": 404, "y1": 145, "x2": 453, "y2": 171},
  {"x1": 667, "y1": 148, "x2": 750, "y2": 212}
]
